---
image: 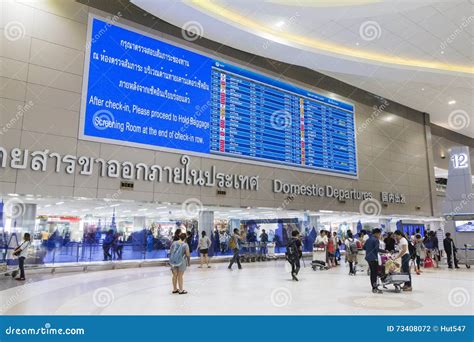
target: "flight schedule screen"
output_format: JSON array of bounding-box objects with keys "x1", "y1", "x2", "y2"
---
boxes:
[{"x1": 81, "y1": 17, "x2": 357, "y2": 177}]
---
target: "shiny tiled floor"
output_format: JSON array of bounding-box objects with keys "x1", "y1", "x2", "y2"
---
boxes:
[{"x1": 1, "y1": 259, "x2": 472, "y2": 315}]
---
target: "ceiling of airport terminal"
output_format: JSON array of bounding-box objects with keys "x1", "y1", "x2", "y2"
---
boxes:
[{"x1": 132, "y1": 0, "x2": 474, "y2": 138}]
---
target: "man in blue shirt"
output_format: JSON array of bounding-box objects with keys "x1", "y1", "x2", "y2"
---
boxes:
[{"x1": 364, "y1": 228, "x2": 385, "y2": 293}]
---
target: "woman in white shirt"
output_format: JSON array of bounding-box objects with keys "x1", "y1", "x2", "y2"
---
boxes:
[
  {"x1": 394, "y1": 231, "x2": 412, "y2": 291},
  {"x1": 198, "y1": 231, "x2": 212, "y2": 268},
  {"x1": 13, "y1": 233, "x2": 31, "y2": 281}
]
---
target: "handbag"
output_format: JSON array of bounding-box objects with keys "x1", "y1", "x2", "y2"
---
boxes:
[{"x1": 13, "y1": 242, "x2": 25, "y2": 257}]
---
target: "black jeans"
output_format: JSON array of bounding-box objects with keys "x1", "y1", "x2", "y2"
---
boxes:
[
  {"x1": 447, "y1": 250, "x2": 458, "y2": 268},
  {"x1": 368, "y1": 260, "x2": 378, "y2": 289},
  {"x1": 229, "y1": 248, "x2": 241, "y2": 269},
  {"x1": 103, "y1": 245, "x2": 112, "y2": 260},
  {"x1": 289, "y1": 257, "x2": 300, "y2": 275},
  {"x1": 19, "y1": 256, "x2": 25, "y2": 279},
  {"x1": 401, "y1": 254, "x2": 412, "y2": 287},
  {"x1": 348, "y1": 261, "x2": 355, "y2": 274},
  {"x1": 415, "y1": 255, "x2": 421, "y2": 269}
]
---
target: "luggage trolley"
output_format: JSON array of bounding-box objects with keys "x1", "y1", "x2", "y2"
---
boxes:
[
  {"x1": 266, "y1": 242, "x2": 277, "y2": 260},
  {"x1": 459, "y1": 244, "x2": 474, "y2": 269},
  {"x1": 311, "y1": 245, "x2": 328, "y2": 270}
]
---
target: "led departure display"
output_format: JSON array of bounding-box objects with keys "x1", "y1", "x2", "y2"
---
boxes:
[{"x1": 81, "y1": 17, "x2": 357, "y2": 176}]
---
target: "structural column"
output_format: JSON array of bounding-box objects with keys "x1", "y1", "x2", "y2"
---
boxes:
[
  {"x1": 14, "y1": 203, "x2": 37, "y2": 233},
  {"x1": 198, "y1": 210, "x2": 214, "y2": 256}
]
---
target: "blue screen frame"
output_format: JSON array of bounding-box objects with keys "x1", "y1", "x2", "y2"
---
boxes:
[{"x1": 79, "y1": 14, "x2": 358, "y2": 178}]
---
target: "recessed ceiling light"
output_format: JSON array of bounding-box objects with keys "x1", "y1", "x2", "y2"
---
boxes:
[
  {"x1": 56, "y1": 202, "x2": 64, "y2": 205},
  {"x1": 440, "y1": 51, "x2": 444, "y2": 54},
  {"x1": 275, "y1": 20, "x2": 285, "y2": 28},
  {"x1": 421, "y1": 88, "x2": 425, "y2": 91},
  {"x1": 448, "y1": 100, "x2": 456, "y2": 105},
  {"x1": 110, "y1": 204, "x2": 120, "y2": 207},
  {"x1": 122, "y1": 210, "x2": 131, "y2": 213},
  {"x1": 138, "y1": 208, "x2": 148, "y2": 211},
  {"x1": 44, "y1": 204, "x2": 51, "y2": 208},
  {"x1": 355, "y1": 42, "x2": 359, "y2": 46},
  {"x1": 8, "y1": 193, "x2": 18, "y2": 197}
]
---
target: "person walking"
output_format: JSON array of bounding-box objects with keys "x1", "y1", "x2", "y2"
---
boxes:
[
  {"x1": 443, "y1": 233, "x2": 460, "y2": 269},
  {"x1": 228, "y1": 229, "x2": 242, "y2": 270},
  {"x1": 259, "y1": 229, "x2": 269, "y2": 257},
  {"x1": 286, "y1": 230, "x2": 302, "y2": 281},
  {"x1": 327, "y1": 233, "x2": 336, "y2": 268},
  {"x1": 364, "y1": 228, "x2": 385, "y2": 293},
  {"x1": 344, "y1": 230, "x2": 358, "y2": 276},
  {"x1": 198, "y1": 231, "x2": 212, "y2": 268},
  {"x1": 394, "y1": 230, "x2": 412, "y2": 291},
  {"x1": 414, "y1": 234, "x2": 425, "y2": 275},
  {"x1": 13, "y1": 233, "x2": 31, "y2": 281},
  {"x1": 102, "y1": 230, "x2": 114, "y2": 261},
  {"x1": 169, "y1": 232, "x2": 191, "y2": 295}
]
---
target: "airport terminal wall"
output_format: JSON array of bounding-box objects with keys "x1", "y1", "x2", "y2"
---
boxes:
[{"x1": 0, "y1": 0, "x2": 438, "y2": 217}]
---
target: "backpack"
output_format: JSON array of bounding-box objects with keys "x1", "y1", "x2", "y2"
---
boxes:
[
  {"x1": 229, "y1": 236, "x2": 237, "y2": 250},
  {"x1": 407, "y1": 240, "x2": 416, "y2": 259},
  {"x1": 286, "y1": 239, "x2": 299, "y2": 259},
  {"x1": 169, "y1": 242, "x2": 185, "y2": 267},
  {"x1": 348, "y1": 239, "x2": 358, "y2": 255}
]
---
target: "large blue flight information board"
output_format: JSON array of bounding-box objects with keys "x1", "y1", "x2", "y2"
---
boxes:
[{"x1": 81, "y1": 17, "x2": 357, "y2": 176}]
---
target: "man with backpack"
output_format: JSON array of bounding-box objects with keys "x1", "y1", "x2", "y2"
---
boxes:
[
  {"x1": 394, "y1": 230, "x2": 412, "y2": 291},
  {"x1": 228, "y1": 229, "x2": 242, "y2": 270},
  {"x1": 286, "y1": 230, "x2": 303, "y2": 281}
]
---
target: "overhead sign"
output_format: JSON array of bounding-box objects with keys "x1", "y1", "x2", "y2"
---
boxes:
[{"x1": 80, "y1": 16, "x2": 357, "y2": 177}]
